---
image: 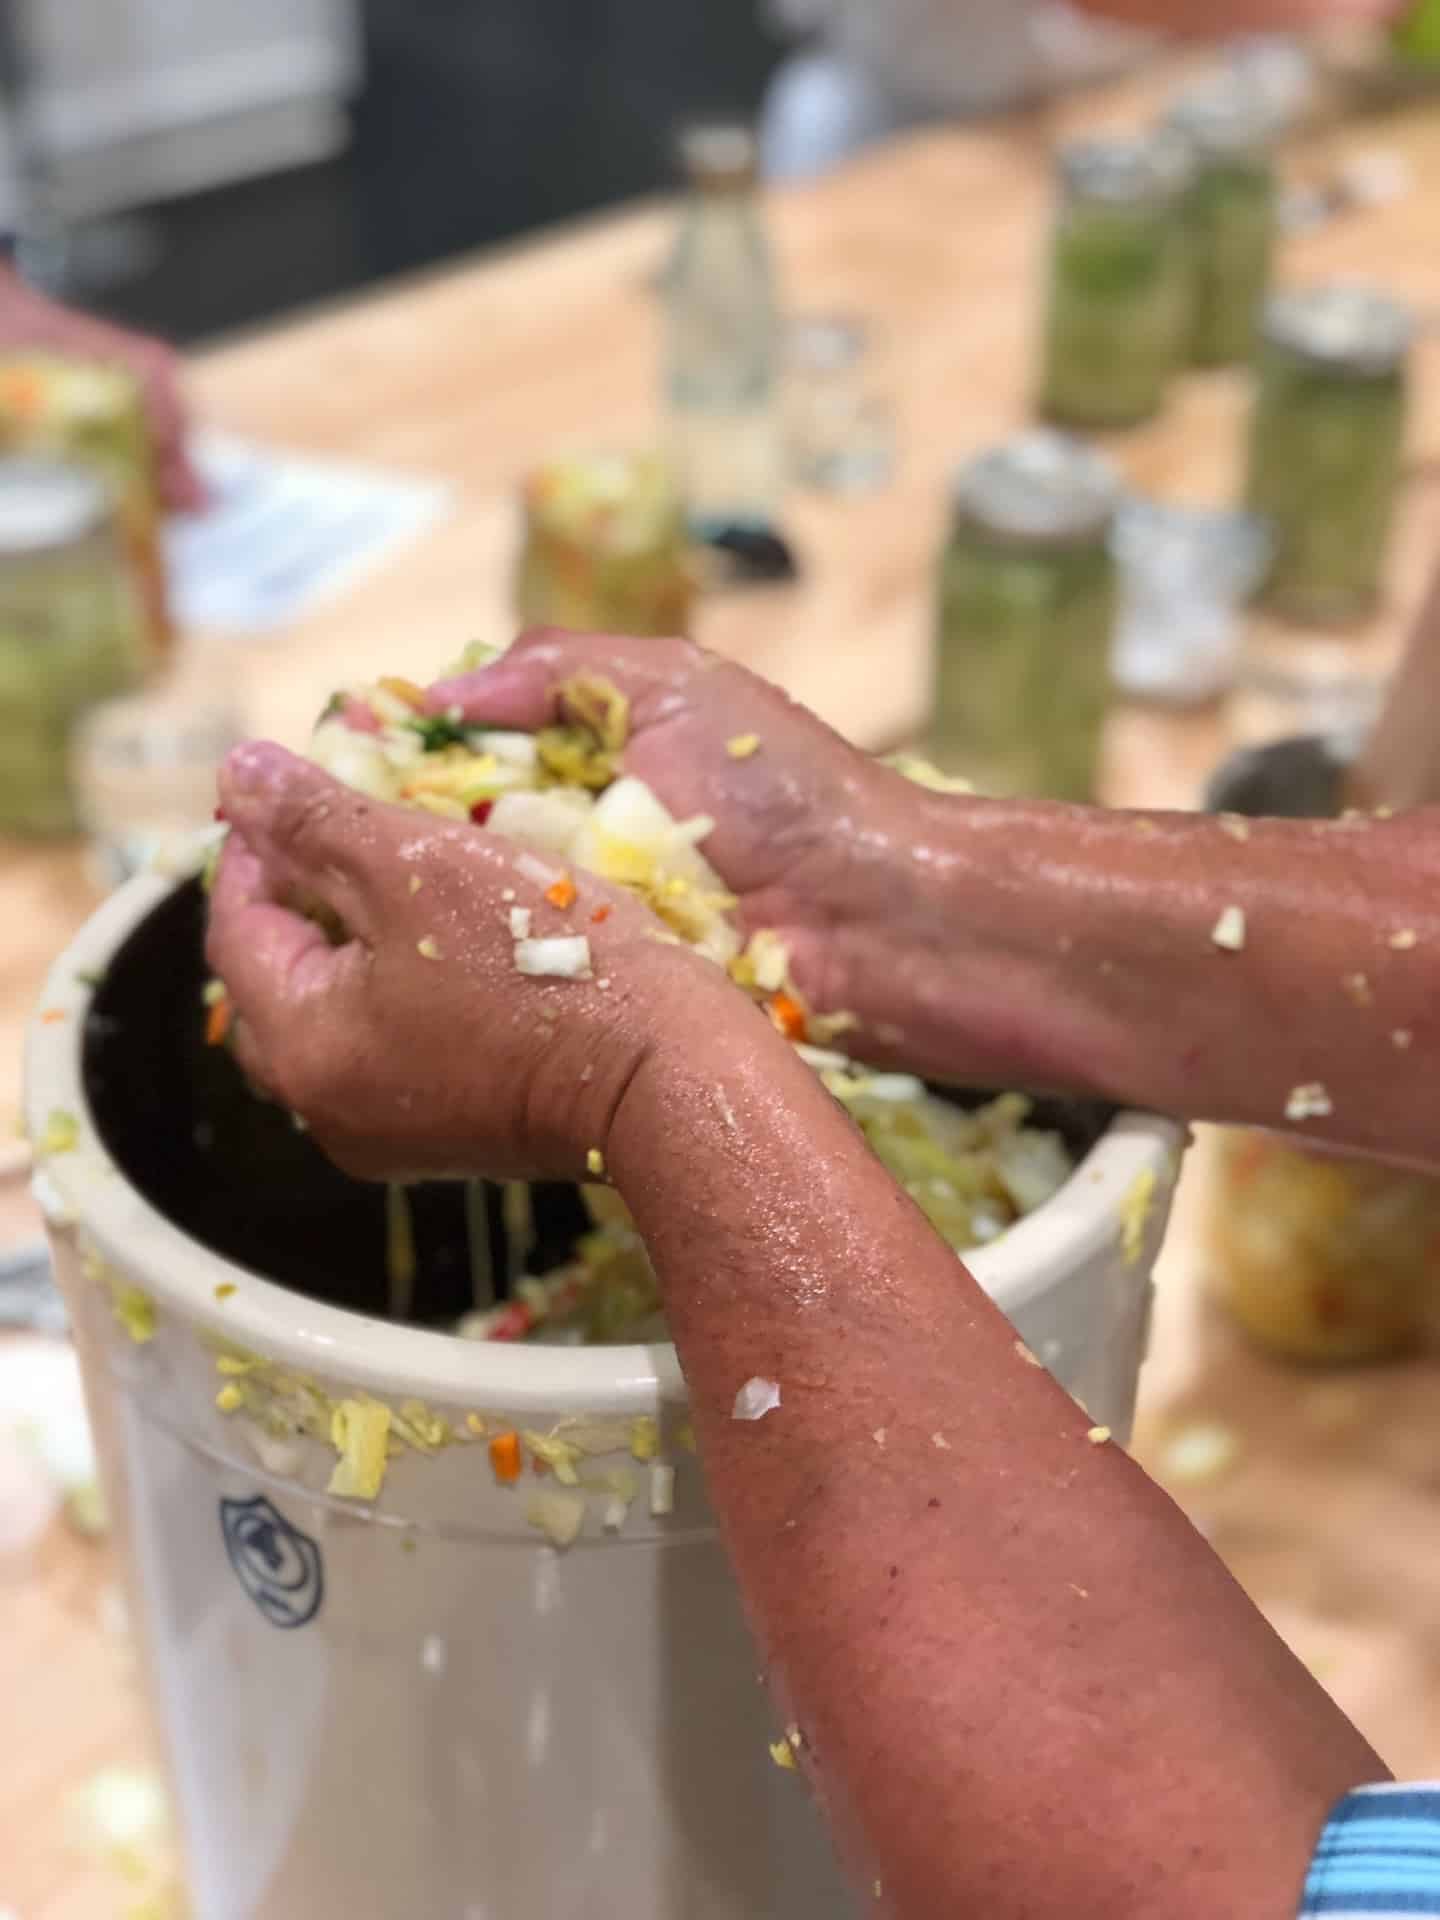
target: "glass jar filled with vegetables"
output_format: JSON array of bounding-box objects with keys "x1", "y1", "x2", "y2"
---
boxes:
[
  {"x1": 515, "y1": 450, "x2": 695, "y2": 637},
  {"x1": 0, "y1": 354, "x2": 171, "y2": 666},
  {"x1": 1166, "y1": 75, "x2": 1279, "y2": 367},
  {"x1": 1205, "y1": 732, "x2": 1440, "y2": 1362},
  {"x1": 931, "y1": 431, "x2": 1120, "y2": 802},
  {"x1": 1245, "y1": 285, "x2": 1412, "y2": 626},
  {"x1": 0, "y1": 457, "x2": 149, "y2": 837},
  {"x1": 1038, "y1": 133, "x2": 1190, "y2": 431}
]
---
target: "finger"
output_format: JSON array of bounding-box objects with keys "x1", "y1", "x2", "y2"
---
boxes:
[
  {"x1": 218, "y1": 741, "x2": 382, "y2": 936},
  {"x1": 428, "y1": 628, "x2": 706, "y2": 730},
  {"x1": 206, "y1": 836, "x2": 349, "y2": 1059}
]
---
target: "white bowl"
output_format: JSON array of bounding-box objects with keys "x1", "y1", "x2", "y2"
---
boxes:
[{"x1": 26, "y1": 864, "x2": 1183, "y2": 1920}]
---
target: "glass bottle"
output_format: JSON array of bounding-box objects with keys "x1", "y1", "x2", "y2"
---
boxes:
[
  {"x1": 665, "y1": 123, "x2": 783, "y2": 542},
  {"x1": 931, "y1": 431, "x2": 1121, "y2": 802},
  {"x1": 1245, "y1": 285, "x2": 1412, "y2": 626},
  {"x1": 1038, "y1": 133, "x2": 1190, "y2": 431},
  {"x1": 0, "y1": 456, "x2": 148, "y2": 837},
  {"x1": 1166, "y1": 75, "x2": 1279, "y2": 367}
]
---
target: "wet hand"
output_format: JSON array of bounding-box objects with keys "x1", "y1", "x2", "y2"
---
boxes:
[
  {"x1": 429, "y1": 631, "x2": 922, "y2": 1025},
  {"x1": 205, "y1": 740, "x2": 729, "y2": 1184}
]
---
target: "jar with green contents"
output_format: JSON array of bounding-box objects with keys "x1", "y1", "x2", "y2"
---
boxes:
[
  {"x1": 1167, "y1": 76, "x2": 1279, "y2": 367},
  {"x1": 516, "y1": 450, "x2": 695, "y2": 637},
  {"x1": 931, "y1": 431, "x2": 1120, "y2": 802},
  {"x1": 1038, "y1": 133, "x2": 1190, "y2": 431},
  {"x1": 0, "y1": 458, "x2": 148, "y2": 837},
  {"x1": 1245, "y1": 286, "x2": 1411, "y2": 625}
]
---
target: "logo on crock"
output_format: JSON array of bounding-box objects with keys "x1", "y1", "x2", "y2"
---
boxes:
[{"x1": 220, "y1": 1495, "x2": 324, "y2": 1629}]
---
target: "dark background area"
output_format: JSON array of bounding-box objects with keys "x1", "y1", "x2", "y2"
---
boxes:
[{"x1": 83, "y1": 0, "x2": 787, "y2": 347}]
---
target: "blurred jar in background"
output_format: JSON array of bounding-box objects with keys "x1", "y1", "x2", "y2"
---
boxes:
[
  {"x1": 1166, "y1": 73, "x2": 1279, "y2": 368},
  {"x1": 0, "y1": 455, "x2": 147, "y2": 837},
  {"x1": 931, "y1": 430, "x2": 1119, "y2": 802},
  {"x1": 515, "y1": 451, "x2": 695, "y2": 638},
  {"x1": 71, "y1": 649, "x2": 242, "y2": 890},
  {"x1": 1205, "y1": 733, "x2": 1440, "y2": 1363},
  {"x1": 1038, "y1": 132, "x2": 1190, "y2": 432},
  {"x1": 0, "y1": 353, "x2": 171, "y2": 665},
  {"x1": 1245, "y1": 286, "x2": 1412, "y2": 627}
]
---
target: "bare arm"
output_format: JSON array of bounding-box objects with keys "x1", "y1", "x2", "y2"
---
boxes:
[
  {"x1": 610, "y1": 1010, "x2": 1384, "y2": 1917},
  {"x1": 1070, "y1": 0, "x2": 1399, "y2": 32},
  {"x1": 852, "y1": 793, "x2": 1440, "y2": 1168}
]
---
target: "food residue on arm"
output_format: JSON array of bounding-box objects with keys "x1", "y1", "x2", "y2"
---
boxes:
[
  {"x1": 726, "y1": 733, "x2": 761, "y2": 760},
  {"x1": 1390, "y1": 929, "x2": 1419, "y2": 951},
  {"x1": 1086, "y1": 1425, "x2": 1112, "y2": 1446},
  {"x1": 733, "y1": 1377, "x2": 782, "y2": 1422},
  {"x1": 1210, "y1": 906, "x2": 1246, "y2": 952},
  {"x1": 1286, "y1": 1082, "x2": 1333, "y2": 1122},
  {"x1": 1343, "y1": 972, "x2": 1372, "y2": 1007},
  {"x1": 416, "y1": 936, "x2": 442, "y2": 961},
  {"x1": 1393, "y1": 1029, "x2": 1414, "y2": 1050}
]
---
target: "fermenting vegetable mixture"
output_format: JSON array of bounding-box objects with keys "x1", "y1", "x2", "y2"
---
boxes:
[{"x1": 211, "y1": 644, "x2": 1074, "y2": 1344}]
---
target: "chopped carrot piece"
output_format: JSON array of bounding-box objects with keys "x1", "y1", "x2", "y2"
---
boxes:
[
  {"x1": 489, "y1": 1431, "x2": 523, "y2": 1484},
  {"x1": 40, "y1": 1008, "x2": 66, "y2": 1025},
  {"x1": 379, "y1": 675, "x2": 427, "y2": 710},
  {"x1": 205, "y1": 995, "x2": 234, "y2": 1047},
  {"x1": 590, "y1": 904, "x2": 611, "y2": 924},
  {"x1": 545, "y1": 875, "x2": 578, "y2": 910},
  {"x1": 768, "y1": 992, "x2": 807, "y2": 1042}
]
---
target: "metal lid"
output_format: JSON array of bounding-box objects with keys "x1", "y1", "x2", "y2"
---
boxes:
[
  {"x1": 677, "y1": 122, "x2": 758, "y2": 189},
  {"x1": 0, "y1": 457, "x2": 108, "y2": 555},
  {"x1": 1166, "y1": 72, "x2": 1279, "y2": 158},
  {"x1": 950, "y1": 431, "x2": 1121, "y2": 543},
  {"x1": 1059, "y1": 131, "x2": 1192, "y2": 205},
  {"x1": 1263, "y1": 284, "x2": 1414, "y2": 374}
]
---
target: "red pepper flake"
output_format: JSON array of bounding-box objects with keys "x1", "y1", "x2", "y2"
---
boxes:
[
  {"x1": 40, "y1": 1008, "x2": 66, "y2": 1025},
  {"x1": 213, "y1": 806, "x2": 228, "y2": 823},
  {"x1": 205, "y1": 994, "x2": 234, "y2": 1048},
  {"x1": 469, "y1": 799, "x2": 494, "y2": 825},
  {"x1": 590, "y1": 904, "x2": 611, "y2": 925},
  {"x1": 768, "y1": 992, "x2": 807, "y2": 1042},
  {"x1": 545, "y1": 874, "x2": 578, "y2": 911},
  {"x1": 489, "y1": 1431, "x2": 523, "y2": 1484}
]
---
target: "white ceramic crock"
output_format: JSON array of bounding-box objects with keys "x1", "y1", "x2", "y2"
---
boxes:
[{"x1": 26, "y1": 865, "x2": 1183, "y2": 1920}]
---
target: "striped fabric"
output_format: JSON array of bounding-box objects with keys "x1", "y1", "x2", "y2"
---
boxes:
[{"x1": 1301, "y1": 1784, "x2": 1440, "y2": 1916}]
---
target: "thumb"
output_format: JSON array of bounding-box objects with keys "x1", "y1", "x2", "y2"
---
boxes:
[{"x1": 428, "y1": 628, "x2": 705, "y2": 731}]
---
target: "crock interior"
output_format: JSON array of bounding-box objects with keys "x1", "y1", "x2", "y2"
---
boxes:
[{"x1": 81, "y1": 879, "x2": 1116, "y2": 1331}]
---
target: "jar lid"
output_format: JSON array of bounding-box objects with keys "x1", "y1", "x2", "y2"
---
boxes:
[
  {"x1": 1059, "y1": 131, "x2": 1192, "y2": 205},
  {"x1": 1263, "y1": 284, "x2": 1414, "y2": 374},
  {"x1": 1166, "y1": 72, "x2": 1279, "y2": 158},
  {"x1": 677, "y1": 122, "x2": 758, "y2": 189},
  {"x1": 0, "y1": 457, "x2": 108, "y2": 555},
  {"x1": 950, "y1": 431, "x2": 1121, "y2": 543}
]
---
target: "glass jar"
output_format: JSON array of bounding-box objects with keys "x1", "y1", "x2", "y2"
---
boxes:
[
  {"x1": 0, "y1": 354, "x2": 171, "y2": 666},
  {"x1": 1245, "y1": 286, "x2": 1412, "y2": 626},
  {"x1": 1166, "y1": 76, "x2": 1279, "y2": 367},
  {"x1": 1205, "y1": 733, "x2": 1440, "y2": 1362},
  {"x1": 0, "y1": 457, "x2": 149, "y2": 837},
  {"x1": 1211, "y1": 1131, "x2": 1440, "y2": 1362},
  {"x1": 786, "y1": 314, "x2": 894, "y2": 493},
  {"x1": 1038, "y1": 133, "x2": 1190, "y2": 431},
  {"x1": 931, "y1": 431, "x2": 1120, "y2": 801},
  {"x1": 515, "y1": 450, "x2": 695, "y2": 637}
]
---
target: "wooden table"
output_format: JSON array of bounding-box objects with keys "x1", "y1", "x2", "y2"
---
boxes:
[{"x1": 7, "y1": 45, "x2": 1440, "y2": 1915}]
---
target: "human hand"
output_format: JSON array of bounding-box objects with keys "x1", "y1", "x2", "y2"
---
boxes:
[
  {"x1": 205, "y1": 739, "x2": 736, "y2": 1184},
  {"x1": 0, "y1": 263, "x2": 204, "y2": 512},
  {"x1": 429, "y1": 630, "x2": 925, "y2": 1031}
]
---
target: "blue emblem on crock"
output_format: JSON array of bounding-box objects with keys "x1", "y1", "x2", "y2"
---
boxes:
[{"x1": 220, "y1": 1495, "x2": 324, "y2": 1629}]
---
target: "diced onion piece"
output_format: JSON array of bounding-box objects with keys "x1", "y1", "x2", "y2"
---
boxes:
[
  {"x1": 527, "y1": 1490, "x2": 586, "y2": 1548},
  {"x1": 488, "y1": 787, "x2": 595, "y2": 860},
  {"x1": 509, "y1": 907, "x2": 533, "y2": 939},
  {"x1": 1285, "y1": 1082, "x2": 1333, "y2": 1122},
  {"x1": 515, "y1": 850, "x2": 562, "y2": 890},
  {"x1": 472, "y1": 730, "x2": 540, "y2": 770},
  {"x1": 308, "y1": 719, "x2": 402, "y2": 801},
  {"x1": 649, "y1": 1462, "x2": 676, "y2": 1515},
  {"x1": 733, "y1": 1376, "x2": 781, "y2": 1422},
  {"x1": 1210, "y1": 905, "x2": 1246, "y2": 952},
  {"x1": 514, "y1": 936, "x2": 593, "y2": 979},
  {"x1": 745, "y1": 929, "x2": 791, "y2": 994}
]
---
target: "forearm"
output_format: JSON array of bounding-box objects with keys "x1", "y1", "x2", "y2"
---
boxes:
[
  {"x1": 850, "y1": 792, "x2": 1440, "y2": 1167},
  {"x1": 609, "y1": 1011, "x2": 1383, "y2": 1918}
]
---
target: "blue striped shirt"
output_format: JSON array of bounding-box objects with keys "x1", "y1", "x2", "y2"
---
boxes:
[{"x1": 1301, "y1": 1785, "x2": 1440, "y2": 1915}]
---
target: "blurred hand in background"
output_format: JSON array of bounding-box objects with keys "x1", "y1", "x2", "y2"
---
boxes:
[{"x1": 0, "y1": 261, "x2": 204, "y2": 512}]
